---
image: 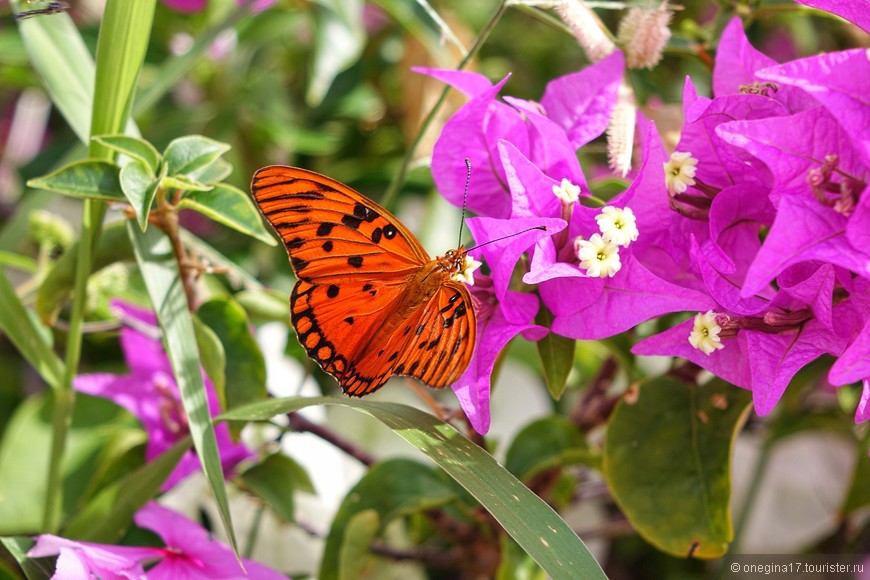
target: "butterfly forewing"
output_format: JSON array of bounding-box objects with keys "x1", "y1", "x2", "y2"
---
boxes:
[{"x1": 251, "y1": 165, "x2": 476, "y2": 396}]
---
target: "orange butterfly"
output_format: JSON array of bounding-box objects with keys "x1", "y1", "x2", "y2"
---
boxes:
[{"x1": 251, "y1": 166, "x2": 477, "y2": 397}]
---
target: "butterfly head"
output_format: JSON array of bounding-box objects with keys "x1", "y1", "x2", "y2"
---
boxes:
[{"x1": 442, "y1": 247, "x2": 481, "y2": 286}]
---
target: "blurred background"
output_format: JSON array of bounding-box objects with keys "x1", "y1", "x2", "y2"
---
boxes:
[{"x1": 0, "y1": 0, "x2": 868, "y2": 577}]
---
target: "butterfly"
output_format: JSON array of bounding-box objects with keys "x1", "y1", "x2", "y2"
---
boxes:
[{"x1": 251, "y1": 166, "x2": 477, "y2": 397}]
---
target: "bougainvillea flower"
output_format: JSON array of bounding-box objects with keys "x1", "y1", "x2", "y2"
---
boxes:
[
  {"x1": 517, "y1": 124, "x2": 714, "y2": 339},
  {"x1": 453, "y1": 280, "x2": 546, "y2": 434},
  {"x1": 793, "y1": 0, "x2": 870, "y2": 33},
  {"x1": 829, "y1": 278, "x2": 870, "y2": 390},
  {"x1": 756, "y1": 48, "x2": 870, "y2": 166},
  {"x1": 712, "y1": 17, "x2": 816, "y2": 112},
  {"x1": 633, "y1": 295, "x2": 855, "y2": 417},
  {"x1": 30, "y1": 502, "x2": 286, "y2": 579},
  {"x1": 415, "y1": 70, "x2": 522, "y2": 218},
  {"x1": 717, "y1": 107, "x2": 870, "y2": 295},
  {"x1": 417, "y1": 53, "x2": 622, "y2": 218},
  {"x1": 74, "y1": 301, "x2": 252, "y2": 490},
  {"x1": 539, "y1": 50, "x2": 624, "y2": 149}
]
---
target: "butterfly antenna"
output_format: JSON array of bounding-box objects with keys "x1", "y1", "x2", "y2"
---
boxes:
[
  {"x1": 458, "y1": 159, "x2": 471, "y2": 250},
  {"x1": 465, "y1": 225, "x2": 548, "y2": 253}
]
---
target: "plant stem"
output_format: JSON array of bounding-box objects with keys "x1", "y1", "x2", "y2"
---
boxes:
[
  {"x1": 381, "y1": 0, "x2": 510, "y2": 210},
  {"x1": 731, "y1": 437, "x2": 770, "y2": 551},
  {"x1": 43, "y1": 200, "x2": 103, "y2": 531},
  {"x1": 242, "y1": 503, "x2": 265, "y2": 560}
]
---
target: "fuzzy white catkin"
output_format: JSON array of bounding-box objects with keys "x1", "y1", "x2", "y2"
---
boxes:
[{"x1": 618, "y1": 3, "x2": 673, "y2": 70}]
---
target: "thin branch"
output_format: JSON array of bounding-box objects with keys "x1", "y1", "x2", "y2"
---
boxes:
[
  {"x1": 381, "y1": 0, "x2": 510, "y2": 209},
  {"x1": 287, "y1": 411, "x2": 377, "y2": 466},
  {"x1": 369, "y1": 541, "x2": 464, "y2": 570}
]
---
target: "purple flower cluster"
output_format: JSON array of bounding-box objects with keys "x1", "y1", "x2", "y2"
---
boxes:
[
  {"x1": 424, "y1": 14, "x2": 870, "y2": 433},
  {"x1": 74, "y1": 301, "x2": 252, "y2": 490},
  {"x1": 30, "y1": 502, "x2": 285, "y2": 579}
]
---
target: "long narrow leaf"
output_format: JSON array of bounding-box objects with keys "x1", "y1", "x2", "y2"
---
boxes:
[
  {"x1": 0, "y1": 270, "x2": 65, "y2": 390},
  {"x1": 221, "y1": 397, "x2": 606, "y2": 580},
  {"x1": 128, "y1": 222, "x2": 239, "y2": 556},
  {"x1": 62, "y1": 437, "x2": 191, "y2": 542},
  {"x1": 14, "y1": 4, "x2": 97, "y2": 142}
]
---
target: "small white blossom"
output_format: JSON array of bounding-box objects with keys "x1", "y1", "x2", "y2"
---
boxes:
[
  {"x1": 452, "y1": 254, "x2": 482, "y2": 285},
  {"x1": 552, "y1": 178, "x2": 581, "y2": 203},
  {"x1": 664, "y1": 151, "x2": 698, "y2": 196},
  {"x1": 574, "y1": 234, "x2": 622, "y2": 278},
  {"x1": 596, "y1": 206, "x2": 639, "y2": 248},
  {"x1": 688, "y1": 311, "x2": 725, "y2": 355}
]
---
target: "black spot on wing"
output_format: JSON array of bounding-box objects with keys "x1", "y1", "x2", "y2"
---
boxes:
[
  {"x1": 383, "y1": 224, "x2": 397, "y2": 239},
  {"x1": 291, "y1": 257, "x2": 308, "y2": 271},
  {"x1": 327, "y1": 285, "x2": 340, "y2": 298},
  {"x1": 371, "y1": 228, "x2": 382, "y2": 243},
  {"x1": 353, "y1": 202, "x2": 379, "y2": 222},
  {"x1": 342, "y1": 214, "x2": 363, "y2": 230},
  {"x1": 317, "y1": 223, "x2": 337, "y2": 236},
  {"x1": 286, "y1": 237, "x2": 304, "y2": 250},
  {"x1": 348, "y1": 256, "x2": 363, "y2": 268},
  {"x1": 322, "y1": 241, "x2": 334, "y2": 252}
]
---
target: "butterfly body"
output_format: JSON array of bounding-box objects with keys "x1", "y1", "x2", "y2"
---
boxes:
[{"x1": 251, "y1": 166, "x2": 476, "y2": 396}]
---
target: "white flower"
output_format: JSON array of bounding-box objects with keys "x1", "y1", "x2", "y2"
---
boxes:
[
  {"x1": 552, "y1": 178, "x2": 581, "y2": 203},
  {"x1": 688, "y1": 311, "x2": 725, "y2": 355},
  {"x1": 664, "y1": 151, "x2": 698, "y2": 196},
  {"x1": 451, "y1": 254, "x2": 482, "y2": 285},
  {"x1": 573, "y1": 234, "x2": 622, "y2": 278},
  {"x1": 596, "y1": 206, "x2": 639, "y2": 248}
]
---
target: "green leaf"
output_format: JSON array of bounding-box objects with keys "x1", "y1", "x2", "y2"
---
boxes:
[
  {"x1": 0, "y1": 394, "x2": 130, "y2": 534},
  {"x1": 163, "y1": 135, "x2": 231, "y2": 177},
  {"x1": 239, "y1": 453, "x2": 314, "y2": 523},
  {"x1": 62, "y1": 437, "x2": 191, "y2": 542},
  {"x1": 128, "y1": 222, "x2": 239, "y2": 556},
  {"x1": 505, "y1": 416, "x2": 587, "y2": 481},
  {"x1": 14, "y1": 2, "x2": 99, "y2": 142},
  {"x1": 322, "y1": 459, "x2": 456, "y2": 580},
  {"x1": 308, "y1": 0, "x2": 366, "y2": 106},
  {"x1": 193, "y1": 315, "x2": 227, "y2": 410},
  {"x1": 120, "y1": 159, "x2": 162, "y2": 231},
  {"x1": 535, "y1": 307, "x2": 574, "y2": 400},
  {"x1": 161, "y1": 174, "x2": 212, "y2": 192},
  {"x1": 177, "y1": 183, "x2": 277, "y2": 246},
  {"x1": 0, "y1": 270, "x2": 65, "y2": 390},
  {"x1": 603, "y1": 378, "x2": 752, "y2": 559},
  {"x1": 0, "y1": 251, "x2": 37, "y2": 273},
  {"x1": 0, "y1": 536, "x2": 52, "y2": 580},
  {"x1": 196, "y1": 298, "x2": 267, "y2": 416},
  {"x1": 222, "y1": 397, "x2": 607, "y2": 579},
  {"x1": 36, "y1": 221, "x2": 134, "y2": 324},
  {"x1": 26, "y1": 160, "x2": 125, "y2": 202},
  {"x1": 338, "y1": 510, "x2": 381, "y2": 580},
  {"x1": 87, "y1": 0, "x2": 153, "y2": 157},
  {"x1": 190, "y1": 157, "x2": 233, "y2": 184},
  {"x1": 497, "y1": 535, "x2": 547, "y2": 580},
  {"x1": 92, "y1": 135, "x2": 161, "y2": 172},
  {"x1": 235, "y1": 289, "x2": 290, "y2": 323},
  {"x1": 841, "y1": 439, "x2": 870, "y2": 514}
]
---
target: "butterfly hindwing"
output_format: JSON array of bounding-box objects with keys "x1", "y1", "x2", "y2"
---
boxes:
[{"x1": 345, "y1": 281, "x2": 476, "y2": 395}]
